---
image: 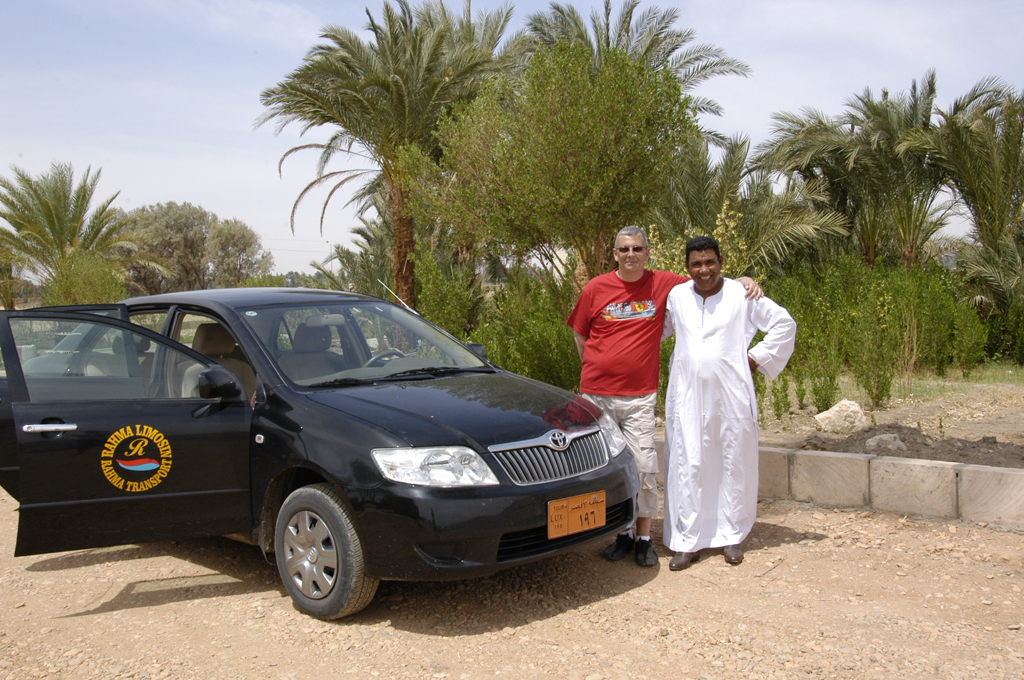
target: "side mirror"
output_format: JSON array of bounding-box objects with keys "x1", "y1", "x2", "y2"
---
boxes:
[
  {"x1": 466, "y1": 342, "x2": 488, "y2": 360},
  {"x1": 197, "y1": 366, "x2": 241, "y2": 400}
]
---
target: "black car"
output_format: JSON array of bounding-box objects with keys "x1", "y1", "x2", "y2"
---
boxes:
[{"x1": 0, "y1": 288, "x2": 638, "y2": 619}]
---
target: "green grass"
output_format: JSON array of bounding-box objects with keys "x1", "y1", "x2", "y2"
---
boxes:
[{"x1": 959, "y1": 359, "x2": 1024, "y2": 386}]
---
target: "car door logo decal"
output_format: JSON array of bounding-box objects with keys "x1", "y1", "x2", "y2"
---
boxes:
[{"x1": 100, "y1": 425, "x2": 173, "y2": 492}]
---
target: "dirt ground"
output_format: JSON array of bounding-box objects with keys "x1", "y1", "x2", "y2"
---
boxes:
[
  {"x1": 759, "y1": 382, "x2": 1024, "y2": 469},
  {"x1": 2, "y1": 382, "x2": 1024, "y2": 680}
]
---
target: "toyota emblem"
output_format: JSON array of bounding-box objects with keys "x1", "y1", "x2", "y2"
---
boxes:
[{"x1": 549, "y1": 431, "x2": 568, "y2": 450}]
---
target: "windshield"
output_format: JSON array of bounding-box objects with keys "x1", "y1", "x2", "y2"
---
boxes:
[{"x1": 239, "y1": 300, "x2": 489, "y2": 387}]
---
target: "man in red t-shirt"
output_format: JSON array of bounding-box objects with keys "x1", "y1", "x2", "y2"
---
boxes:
[{"x1": 567, "y1": 226, "x2": 760, "y2": 566}]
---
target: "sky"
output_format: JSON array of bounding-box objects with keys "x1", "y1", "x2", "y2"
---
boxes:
[{"x1": 2, "y1": 0, "x2": 1023, "y2": 274}]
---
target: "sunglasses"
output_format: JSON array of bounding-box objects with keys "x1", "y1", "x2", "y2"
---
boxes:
[{"x1": 615, "y1": 245, "x2": 647, "y2": 253}]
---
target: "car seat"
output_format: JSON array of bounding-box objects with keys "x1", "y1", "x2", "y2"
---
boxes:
[{"x1": 277, "y1": 323, "x2": 350, "y2": 382}]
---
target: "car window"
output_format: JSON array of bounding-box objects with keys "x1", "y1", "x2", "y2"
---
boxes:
[
  {"x1": 240, "y1": 301, "x2": 486, "y2": 385},
  {"x1": 171, "y1": 313, "x2": 256, "y2": 398},
  {"x1": 348, "y1": 306, "x2": 453, "y2": 364},
  {"x1": 8, "y1": 317, "x2": 209, "y2": 401},
  {"x1": 129, "y1": 311, "x2": 168, "y2": 334}
]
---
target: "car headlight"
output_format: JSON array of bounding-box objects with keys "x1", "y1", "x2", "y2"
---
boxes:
[
  {"x1": 371, "y1": 446, "x2": 500, "y2": 487},
  {"x1": 597, "y1": 412, "x2": 628, "y2": 457}
]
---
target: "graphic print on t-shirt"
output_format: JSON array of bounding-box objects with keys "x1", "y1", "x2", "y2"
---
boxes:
[{"x1": 600, "y1": 299, "x2": 656, "y2": 321}]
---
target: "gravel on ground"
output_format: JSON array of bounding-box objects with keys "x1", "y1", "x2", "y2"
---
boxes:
[{"x1": 2, "y1": 486, "x2": 1023, "y2": 680}]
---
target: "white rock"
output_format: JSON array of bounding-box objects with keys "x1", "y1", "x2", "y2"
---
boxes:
[{"x1": 814, "y1": 400, "x2": 868, "y2": 434}]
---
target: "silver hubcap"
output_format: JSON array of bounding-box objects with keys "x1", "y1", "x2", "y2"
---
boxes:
[{"x1": 282, "y1": 510, "x2": 338, "y2": 599}]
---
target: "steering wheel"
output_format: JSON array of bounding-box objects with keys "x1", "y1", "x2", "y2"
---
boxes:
[{"x1": 362, "y1": 348, "x2": 406, "y2": 368}]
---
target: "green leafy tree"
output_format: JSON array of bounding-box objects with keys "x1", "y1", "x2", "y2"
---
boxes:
[
  {"x1": 126, "y1": 202, "x2": 273, "y2": 293},
  {"x1": 522, "y1": 0, "x2": 749, "y2": 117},
  {"x1": 258, "y1": 0, "x2": 512, "y2": 309},
  {"x1": 126, "y1": 202, "x2": 216, "y2": 293},
  {"x1": 207, "y1": 219, "x2": 274, "y2": 288},
  {"x1": 413, "y1": 42, "x2": 694, "y2": 287},
  {"x1": 0, "y1": 162, "x2": 149, "y2": 300}
]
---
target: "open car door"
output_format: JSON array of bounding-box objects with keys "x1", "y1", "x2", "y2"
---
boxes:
[
  {"x1": 0, "y1": 310, "x2": 253, "y2": 556},
  {"x1": 0, "y1": 304, "x2": 129, "y2": 500}
]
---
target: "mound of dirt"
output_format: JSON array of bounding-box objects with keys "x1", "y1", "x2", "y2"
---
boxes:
[{"x1": 800, "y1": 423, "x2": 1024, "y2": 469}]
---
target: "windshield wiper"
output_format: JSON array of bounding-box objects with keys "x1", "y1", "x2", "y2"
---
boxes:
[
  {"x1": 380, "y1": 366, "x2": 495, "y2": 380},
  {"x1": 307, "y1": 377, "x2": 375, "y2": 388}
]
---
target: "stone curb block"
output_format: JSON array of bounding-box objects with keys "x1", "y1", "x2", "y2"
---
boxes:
[
  {"x1": 758, "y1": 447, "x2": 790, "y2": 500},
  {"x1": 655, "y1": 440, "x2": 1024, "y2": 529},
  {"x1": 958, "y1": 464, "x2": 1024, "y2": 527},
  {"x1": 790, "y1": 449, "x2": 871, "y2": 508},
  {"x1": 870, "y1": 456, "x2": 959, "y2": 519}
]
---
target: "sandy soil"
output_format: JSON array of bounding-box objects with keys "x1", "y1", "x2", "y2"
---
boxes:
[{"x1": 2, "y1": 382, "x2": 1024, "y2": 679}]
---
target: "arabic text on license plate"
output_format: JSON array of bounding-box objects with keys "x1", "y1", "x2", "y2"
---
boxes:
[{"x1": 548, "y1": 490, "x2": 606, "y2": 539}]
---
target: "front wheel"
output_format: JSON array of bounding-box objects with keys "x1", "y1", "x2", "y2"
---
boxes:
[{"x1": 274, "y1": 483, "x2": 379, "y2": 619}]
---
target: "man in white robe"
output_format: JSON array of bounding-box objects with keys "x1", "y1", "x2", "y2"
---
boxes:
[{"x1": 661, "y1": 236, "x2": 796, "y2": 570}]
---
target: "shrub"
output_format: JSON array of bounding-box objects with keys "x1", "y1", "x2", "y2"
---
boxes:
[
  {"x1": 846, "y1": 274, "x2": 896, "y2": 407},
  {"x1": 952, "y1": 302, "x2": 987, "y2": 376},
  {"x1": 791, "y1": 365, "x2": 808, "y2": 410},
  {"x1": 415, "y1": 246, "x2": 482, "y2": 342},
  {"x1": 766, "y1": 257, "x2": 984, "y2": 406},
  {"x1": 770, "y1": 372, "x2": 792, "y2": 421},
  {"x1": 470, "y1": 273, "x2": 580, "y2": 392},
  {"x1": 811, "y1": 373, "x2": 841, "y2": 413},
  {"x1": 41, "y1": 252, "x2": 125, "y2": 305},
  {"x1": 657, "y1": 335, "x2": 674, "y2": 417}
]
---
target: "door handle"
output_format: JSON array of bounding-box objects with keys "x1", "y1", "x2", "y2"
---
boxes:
[{"x1": 22, "y1": 423, "x2": 78, "y2": 433}]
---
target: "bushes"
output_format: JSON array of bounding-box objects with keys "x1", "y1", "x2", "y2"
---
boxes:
[
  {"x1": 765, "y1": 257, "x2": 988, "y2": 411},
  {"x1": 766, "y1": 259, "x2": 851, "y2": 412},
  {"x1": 469, "y1": 273, "x2": 581, "y2": 393},
  {"x1": 414, "y1": 246, "x2": 482, "y2": 342},
  {"x1": 414, "y1": 252, "x2": 988, "y2": 413},
  {"x1": 986, "y1": 304, "x2": 1024, "y2": 366},
  {"x1": 41, "y1": 251, "x2": 125, "y2": 306}
]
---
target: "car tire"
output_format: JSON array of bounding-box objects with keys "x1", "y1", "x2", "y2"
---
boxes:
[{"x1": 275, "y1": 483, "x2": 379, "y2": 619}]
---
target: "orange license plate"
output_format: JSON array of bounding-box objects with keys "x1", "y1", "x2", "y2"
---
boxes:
[{"x1": 548, "y1": 491, "x2": 606, "y2": 539}]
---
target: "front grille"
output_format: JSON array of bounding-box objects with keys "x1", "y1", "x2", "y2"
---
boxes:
[
  {"x1": 489, "y1": 432, "x2": 609, "y2": 485},
  {"x1": 496, "y1": 499, "x2": 633, "y2": 562}
]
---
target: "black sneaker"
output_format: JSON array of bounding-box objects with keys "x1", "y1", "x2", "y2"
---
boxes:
[
  {"x1": 603, "y1": 533, "x2": 635, "y2": 561},
  {"x1": 635, "y1": 538, "x2": 658, "y2": 566}
]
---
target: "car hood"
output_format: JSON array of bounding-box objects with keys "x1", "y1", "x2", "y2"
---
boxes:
[{"x1": 302, "y1": 371, "x2": 601, "y2": 450}]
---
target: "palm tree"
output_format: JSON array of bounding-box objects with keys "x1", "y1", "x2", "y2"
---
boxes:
[
  {"x1": 0, "y1": 163, "x2": 145, "y2": 299},
  {"x1": 958, "y1": 233, "x2": 1024, "y2": 316},
  {"x1": 309, "y1": 195, "x2": 395, "y2": 296},
  {"x1": 522, "y1": 0, "x2": 749, "y2": 116},
  {"x1": 898, "y1": 80, "x2": 1024, "y2": 251},
  {"x1": 759, "y1": 71, "x2": 950, "y2": 268},
  {"x1": 650, "y1": 135, "x2": 847, "y2": 275},
  {"x1": 0, "y1": 257, "x2": 23, "y2": 310},
  {"x1": 258, "y1": 0, "x2": 512, "y2": 308}
]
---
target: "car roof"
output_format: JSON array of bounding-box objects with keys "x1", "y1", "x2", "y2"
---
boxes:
[{"x1": 120, "y1": 287, "x2": 389, "y2": 312}]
